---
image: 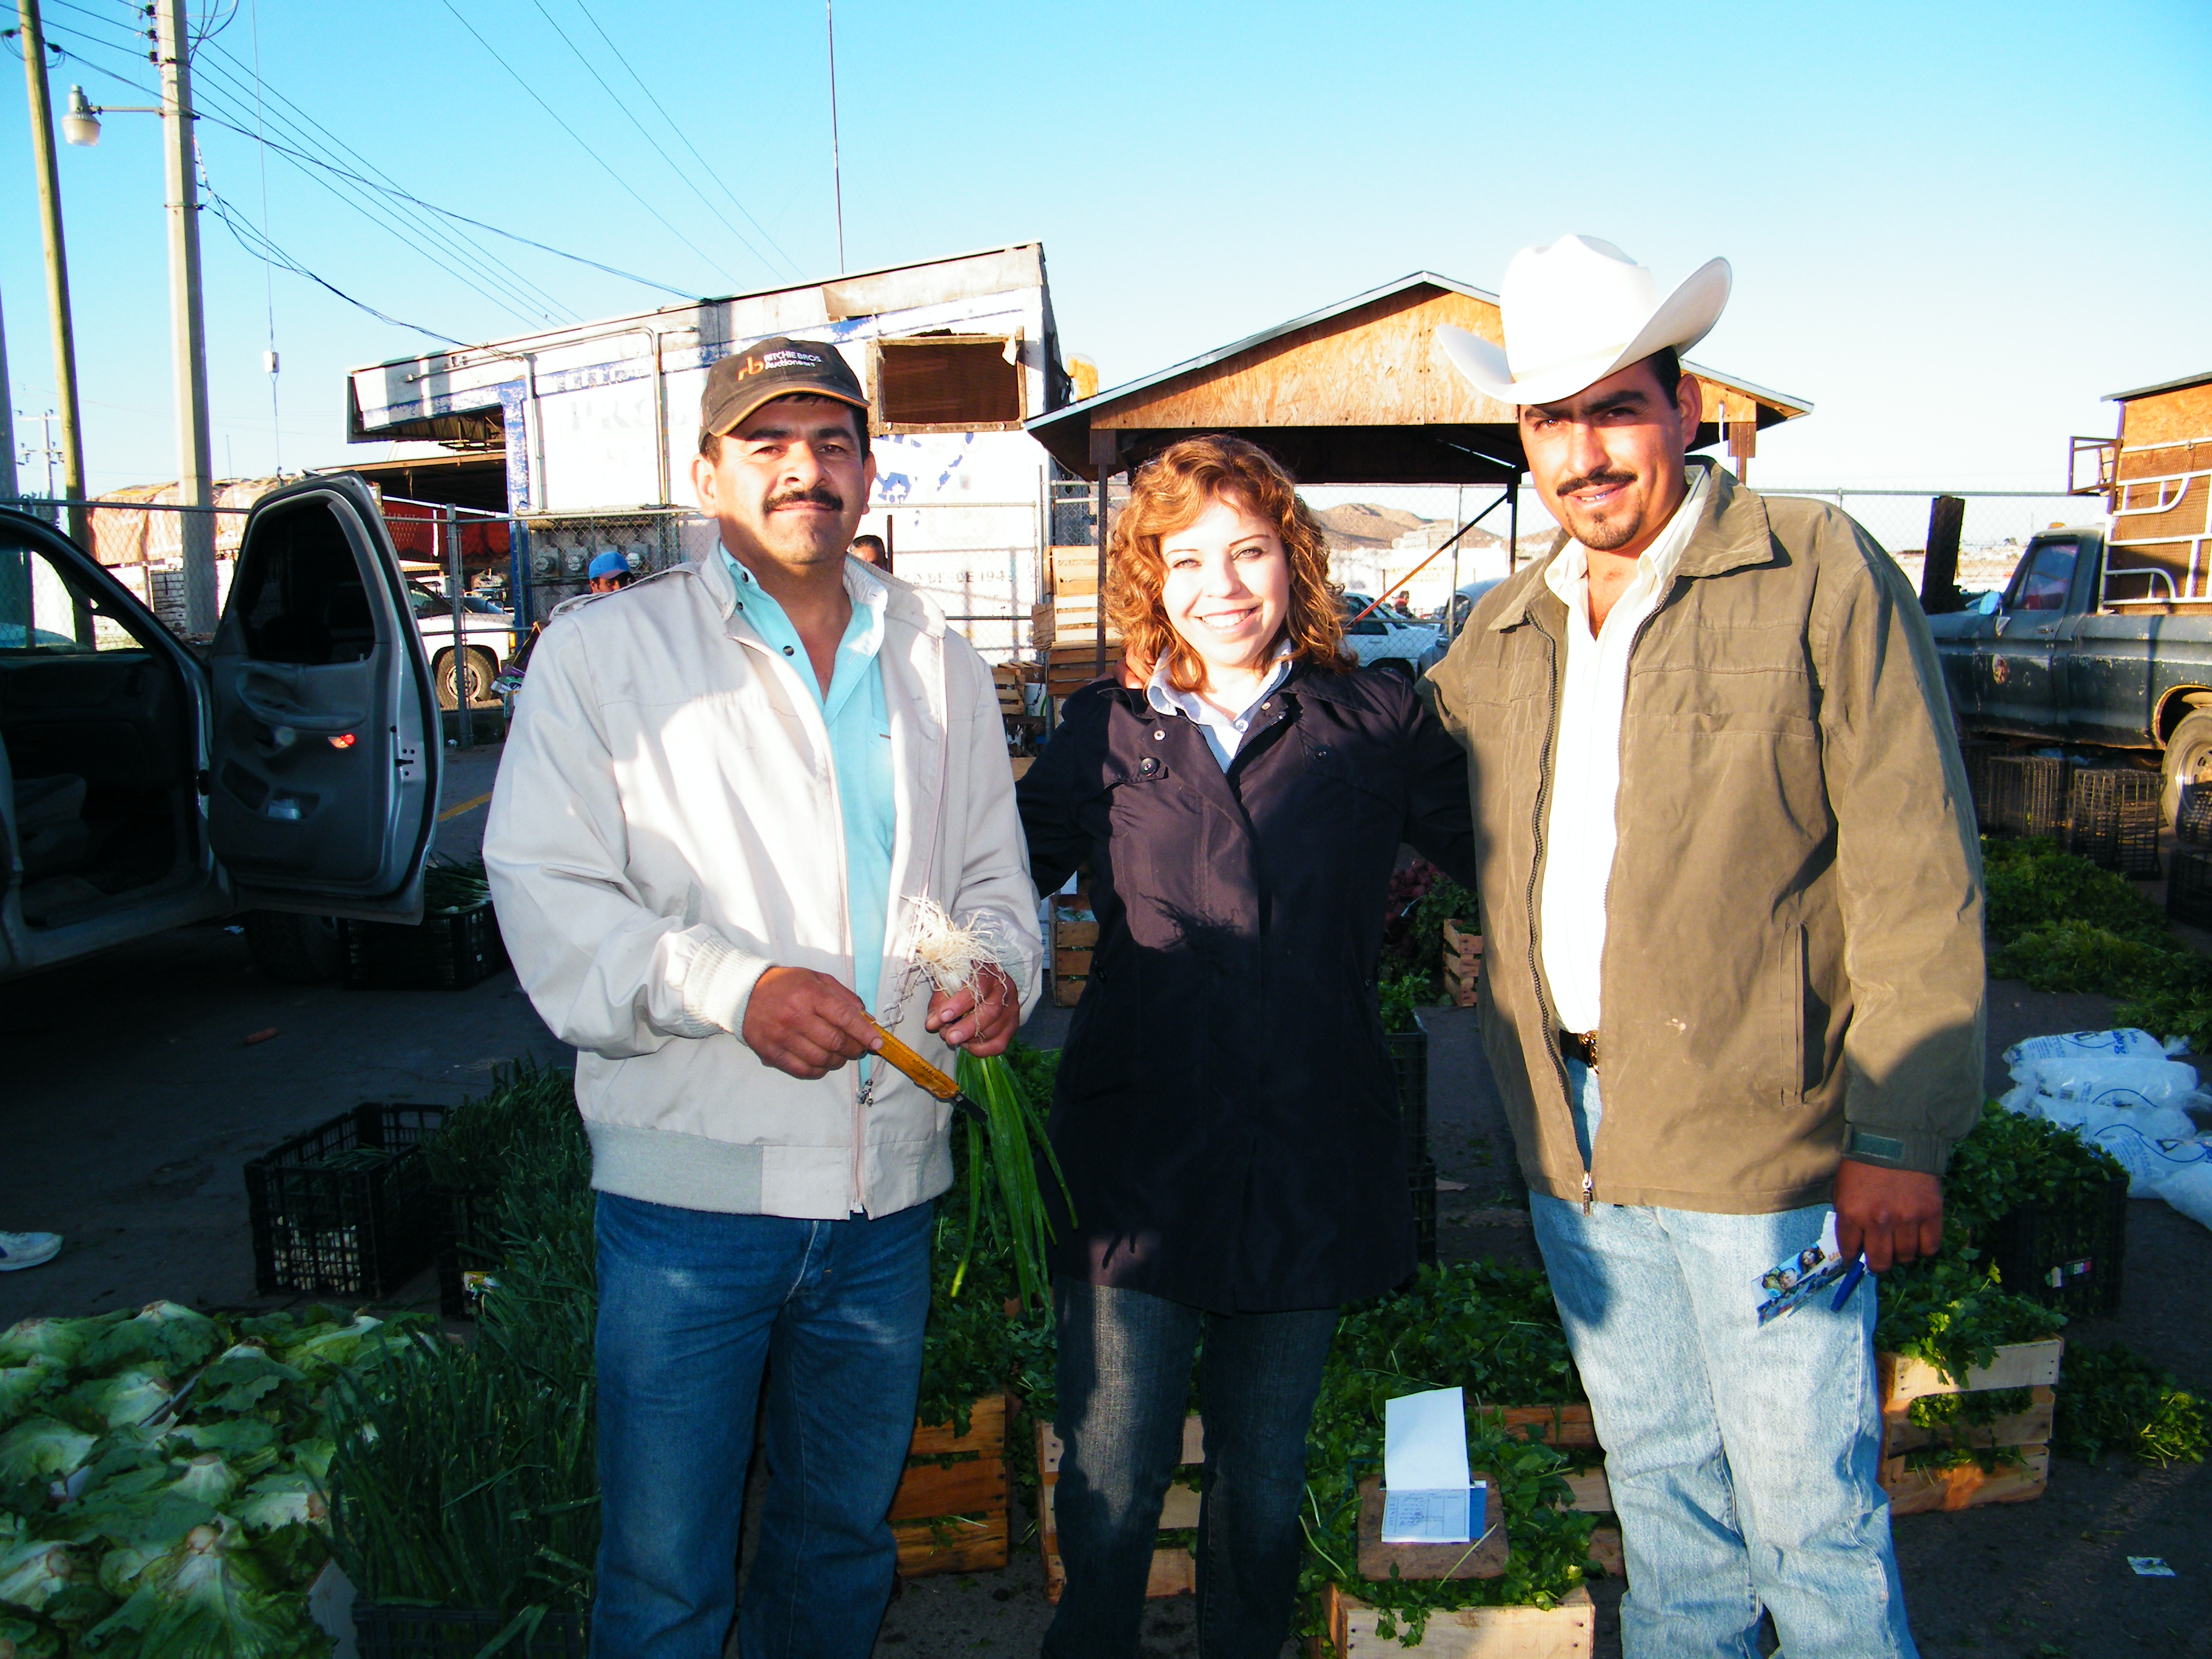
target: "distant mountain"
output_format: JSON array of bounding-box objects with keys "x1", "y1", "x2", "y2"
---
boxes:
[{"x1": 1311, "y1": 502, "x2": 1431, "y2": 549}]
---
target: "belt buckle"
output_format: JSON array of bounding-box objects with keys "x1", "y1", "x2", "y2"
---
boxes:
[{"x1": 1560, "y1": 1028, "x2": 1599, "y2": 1071}]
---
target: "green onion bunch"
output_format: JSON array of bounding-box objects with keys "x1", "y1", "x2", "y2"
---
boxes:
[{"x1": 949, "y1": 1050, "x2": 1072, "y2": 1310}]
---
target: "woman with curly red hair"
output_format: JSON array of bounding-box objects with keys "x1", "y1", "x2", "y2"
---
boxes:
[{"x1": 1015, "y1": 435, "x2": 1476, "y2": 1658}]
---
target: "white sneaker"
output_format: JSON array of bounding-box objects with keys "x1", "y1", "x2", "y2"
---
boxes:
[{"x1": 0, "y1": 1232, "x2": 61, "y2": 1272}]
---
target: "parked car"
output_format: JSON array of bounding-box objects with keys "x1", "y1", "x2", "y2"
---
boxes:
[
  {"x1": 1925, "y1": 523, "x2": 2212, "y2": 822},
  {"x1": 406, "y1": 580, "x2": 515, "y2": 709},
  {"x1": 1338, "y1": 594, "x2": 1444, "y2": 677},
  {"x1": 1, "y1": 475, "x2": 443, "y2": 984}
]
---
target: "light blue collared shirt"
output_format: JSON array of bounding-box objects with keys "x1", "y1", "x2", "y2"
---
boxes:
[
  {"x1": 1146, "y1": 642, "x2": 1295, "y2": 769},
  {"x1": 720, "y1": 546, "x2": 896, "y2": 1013}
]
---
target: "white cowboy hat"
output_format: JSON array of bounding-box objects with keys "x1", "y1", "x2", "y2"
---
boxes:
[{"x1": 1437, "y1": 235, "x2": 1731, "y2": 407}]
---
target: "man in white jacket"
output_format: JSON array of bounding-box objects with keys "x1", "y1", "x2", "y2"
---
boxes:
[{"x1": 484, "y1": 336, "x2": 1042, "y2": 1658}]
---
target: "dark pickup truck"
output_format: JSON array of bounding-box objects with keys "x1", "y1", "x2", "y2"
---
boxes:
[{"x1": 1925, "y1": 524, "x2": 2212, "y2": 820}]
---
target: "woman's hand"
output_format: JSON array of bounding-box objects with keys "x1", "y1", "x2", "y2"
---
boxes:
[{"x1": 925, "y1": 964, "x2": 1020, "y2": 1056}]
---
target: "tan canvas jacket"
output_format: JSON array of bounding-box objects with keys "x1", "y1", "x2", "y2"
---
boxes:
[{"x1": 1424, "y1": 461, "x2": 1985, "y2": 1213}]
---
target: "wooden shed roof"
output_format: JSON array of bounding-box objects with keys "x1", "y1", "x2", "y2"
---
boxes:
[{"x1": 1030, "y1": 272, "x2": 1812, "y2": 483}]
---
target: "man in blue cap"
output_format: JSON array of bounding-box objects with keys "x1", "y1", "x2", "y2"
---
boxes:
[{"x1": 586, "y1": 549, "x2": 634, "y2": 593}]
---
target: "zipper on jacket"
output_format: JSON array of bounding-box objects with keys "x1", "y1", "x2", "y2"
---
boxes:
[{"x1": 1521, "y1": 609, "x2": 1586, "y2": 1203}]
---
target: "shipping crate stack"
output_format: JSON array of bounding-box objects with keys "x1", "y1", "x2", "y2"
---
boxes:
[
  {"x1": 1041, "y1": 546, "x2": 1124, "y2": 700},
  {"x1": 1875, "y1": 1338, "x2": 2062, "y2": 1515},
  {"x1": 1053, "y1": 882, "x2": 1098, "y2": 1007},
  {"x1": 1440, "y1": 919, "x2": 1481, "y2": 1008},
  {"x1": 892, "y1": 1395, "x2": 1014, "y2": 1576}
]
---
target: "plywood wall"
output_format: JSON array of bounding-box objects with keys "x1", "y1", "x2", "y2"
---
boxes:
[
  {"x1": 1094, "y1": 290, "x2": 1520, "y2": 431},
  {"x1": 2121, "y1": 381, "x2": 2212, "y2": 449}
]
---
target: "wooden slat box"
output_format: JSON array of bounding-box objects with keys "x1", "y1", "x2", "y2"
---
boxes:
[
  {"x1": 1880, "y1": 1446, "x2": 2051, "y2": 1516},
  {"x1": 1037, "y1": 1413, "x2": 1204, "y2": 1603},
  {"x1": 893, "y1": 1395, "x2": 1012, "y2": 1577},
  {"x1": 1313, "y1": 1582, "x2": 1595, "y2": 1658},
  {"x1": 1881, "y1": 1386, "x2": 2054, "y2": 1458},
  {"x1": 1878, "y1": 1339, "x2": 2063, "y2": 1409}
]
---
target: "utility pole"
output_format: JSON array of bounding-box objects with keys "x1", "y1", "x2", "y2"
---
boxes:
[
  {"x1": 826, "y1": 0, "x2": 845, "y2": 273},
  {"x1": 156, "y1": 0, "x2": 216, "y2": 635},
  {"x1": 18, "y1": 0, "x2": 88, "y2": 546},
  {"x1": 0, "y1": 281, "x2": 17, "y2": 501}
]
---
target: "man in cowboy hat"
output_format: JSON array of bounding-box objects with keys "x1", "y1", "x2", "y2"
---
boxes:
[{"x1": 1425, "y1": 236, "x2": 1983, "y2": 1656}]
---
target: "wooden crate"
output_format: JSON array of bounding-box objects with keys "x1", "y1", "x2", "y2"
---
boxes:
[
  {"x1": 1054, "y1": 977, "x2": 1087, "y2": 1007},
  {"x1": 1882, "y1": 1386, "x2": 2054, "y2": 1458},
  {"x1": 1441, "y1": 920, "x2": 1482, "y2": 967},
  {"x1": 1313, "y1": 1582, "x2": 1595, "y2": 1658},
  {"x1": 892, "y1": 1395, "x2": 1012, "y2": 1577},
  {"x1": 1037, "y1": 1413, "x2": 1204, "y2": 1603},
  {"x1": 1482, "y1": 1404, "x2": 1598, "y2": 1449},
  {"x1": 1880, "y1": 1446, "x2": 2050, "y2": 1516},
  {"x1": 1878, "y1": 1339, "x2": 2064, "y2": 1409}
]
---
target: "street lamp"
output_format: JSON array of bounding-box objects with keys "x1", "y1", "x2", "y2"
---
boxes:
[{"x1": 59, "y1": 83, "x2": 103, "y2": 147}]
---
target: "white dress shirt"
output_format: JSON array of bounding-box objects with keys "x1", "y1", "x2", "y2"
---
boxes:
[
  {"x1": 1147, "y1": 642, "x2": 1294, "y2": 769},
  {"x1": 1538, "y1": 469, "x2": 1711, "y2": 1035}
]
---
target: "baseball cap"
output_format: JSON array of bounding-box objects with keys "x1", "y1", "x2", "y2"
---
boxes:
[
  {"x1": 588, "y1": 550, "x2": 631, "y2": 581},
  {"x1": 699, "y1": 335, "x2": 868, "y2": 443}
]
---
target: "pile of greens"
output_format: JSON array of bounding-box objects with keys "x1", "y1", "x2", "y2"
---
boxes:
[
  {"x1": 2052, "y1": 1343, "x2": 2208, "y2": 1467},
  {"x1": 1295, "y1": 1262, "x2": 1593, "y2": 1644},
  {"x1": 327, "y1": 1065, "x2": 597, "y2": 1641},
  {"x1": 1980, "y1": 836, "x2": 2212, "y2": 1047},
  {"x1": 0, "y1": 1302, "x2": 415, "y2": 1657},
  {"x1": 1379, "y1": 861, "x2": 1476, "y2": 985},
  {"x1": 420, "y1": 857, "x2": 493, "y2": 917},
  {"x1": 1938, "y1": 1101, "x2": 2130, "y2": 1247},
  {"x1": 1379, "y1": 972, "x2": 1433, "y2": 1036}
]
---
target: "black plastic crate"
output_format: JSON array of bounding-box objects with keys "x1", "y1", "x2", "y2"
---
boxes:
[
  {"x1": 1386, "y1": 1022, "x2": 1429, "y2": 1160},
  {"x1": 2068, "y1": 768, "x2": 2161, "y2": 877},
  {"x1": 344, "y1": 900, "x2": 507, "y2": 991},
  {"x1": 1959, "y1": 743, "x2": 2000, "y2": 834},
  {"x1": 1987, "y1": 754, "x2": 2070, "y2": 839},
  {"x1": 353, "y1": 1603, "x2": 588, "y2": 1659},
  {"x1": 2177, "y1": 783, "x2": 2212, "y2": 846},
  {"x1": 1985, "y1": 1172, "x2": 2130, "y2": 1318},
  {"x1": 2170, "y1": 848, "x2": 2212, "y2": 928},
  {"x1": 1408, "y1": 1155, "x2": 1438, "y2": 1267},
  {"x1": 434, "y1": 1186, "x2": 504, "y2": 1321},
  {"x1": 246, "y1": 1105, "x2": 446, "y2": 1298}
]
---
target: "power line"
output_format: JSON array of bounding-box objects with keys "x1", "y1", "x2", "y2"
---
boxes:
[
  {"x1": 565, "y1": 0, "x2": 802, "y2": 280},
  {"x1": 527, "y1": 0, "x2": 796, "y2": 281},
  {"x1": 437, "y1": 0, "x2": 739, "y2": 293},
  {"x1": 201, "y1": 176, "x2": 472, "y2": 347}
]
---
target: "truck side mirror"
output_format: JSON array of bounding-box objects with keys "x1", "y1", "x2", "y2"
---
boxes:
[{"x1": 1976, "y1": 591, "x2": 2002, "y2": 617}]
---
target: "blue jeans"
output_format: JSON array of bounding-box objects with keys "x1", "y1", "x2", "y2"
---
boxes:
[
  {"x1": 591, "y1": 1192, "x2": 932, "y2": 1659},
  {"x1": 1044, "y1": 1278, "x2": 1338, "y2": 1659},
  {"x1": 1532, "y1": 1061, "x2": 1916, "y2": 1659}
]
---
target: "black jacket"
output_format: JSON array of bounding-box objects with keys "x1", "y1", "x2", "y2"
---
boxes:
[{"x1": 1016, "y1": 663, "x2": 1476, "y2": 1313}]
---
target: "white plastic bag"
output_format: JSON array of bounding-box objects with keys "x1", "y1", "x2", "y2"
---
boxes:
[
  {"x1": 2085, "y1": 1124, "x2": 2212, "y2": 1196},
  {"x1": 2009, "y1": 1054, "x2": 2202, "y2": 1113},
  {"x1": 2002, "y1": 1028, "x2": 2171, "y2": 1067},
  {"x1": 2161, "y1": 1163, "x2": 2212, "y2": 1231}
]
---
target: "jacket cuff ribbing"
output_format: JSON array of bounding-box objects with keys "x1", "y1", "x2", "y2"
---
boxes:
[
  {"x1": 685, "y1": 933, "x2": 773, "y2": 1041},
  {"x1": 1842, "y1": 1124, "x2": 1954, "y2": 1178}
]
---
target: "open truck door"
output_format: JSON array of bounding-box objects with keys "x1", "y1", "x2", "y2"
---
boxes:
[{"x1": 206, "y1": 475, "x2": 441, "y2": 922}]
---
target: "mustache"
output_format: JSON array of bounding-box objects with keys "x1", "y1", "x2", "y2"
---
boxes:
[
  {"x1": 763, "y1": 484, "x2": 845, "y2": 513},
  {"x1": 1555, "y1": 468, "x2": 1637, "y2": 498}
]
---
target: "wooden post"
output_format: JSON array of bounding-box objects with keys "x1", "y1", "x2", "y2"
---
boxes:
[
  {"x1": 1090, "y1": 428, "x2": 1117, "y2": 681},
  {"x1": 1920, "y1": 494, "x2": 1966, "y2": 614}
]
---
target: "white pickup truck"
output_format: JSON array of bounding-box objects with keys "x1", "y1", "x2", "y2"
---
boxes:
[{"x1": 404, "y1": 580, "x2": 515, "y2": 709}]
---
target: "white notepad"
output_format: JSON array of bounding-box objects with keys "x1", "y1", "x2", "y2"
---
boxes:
[{"x1": 1381, "y1": 1387, "x2": 1476, "y2": 1544}]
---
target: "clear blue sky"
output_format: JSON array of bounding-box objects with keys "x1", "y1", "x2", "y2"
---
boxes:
[{"x1": 4, "y1": 0, "x2": 2207, "y2": 496}]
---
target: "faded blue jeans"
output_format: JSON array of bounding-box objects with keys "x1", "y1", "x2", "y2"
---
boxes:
[
  {"x1": 1533, "y1": 1059, "x2": 1917, "y2": 1659},
  {"x1": 1043, "y1": 1278, "x2": 1339, "y2": 1659},
  {"x1": 591, "y1": 1191, "x2": 932, "y2": 1659}
]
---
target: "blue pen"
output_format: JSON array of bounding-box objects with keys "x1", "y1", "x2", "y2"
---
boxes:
[{"x1": 1830, "y1": 1257, "x2": 1868, "y2": 1310}]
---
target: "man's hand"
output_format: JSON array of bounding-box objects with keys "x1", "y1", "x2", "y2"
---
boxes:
[
  {"x1": 925, "y1": 965, "x2": 1019, "y2": 1057},
  {"x1": 741, "y1": 967, "x2": 883, "y2": 1080},
  {"x1": 1834, "y1": 1159, "x2": 1945, "y2": 1273}
]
